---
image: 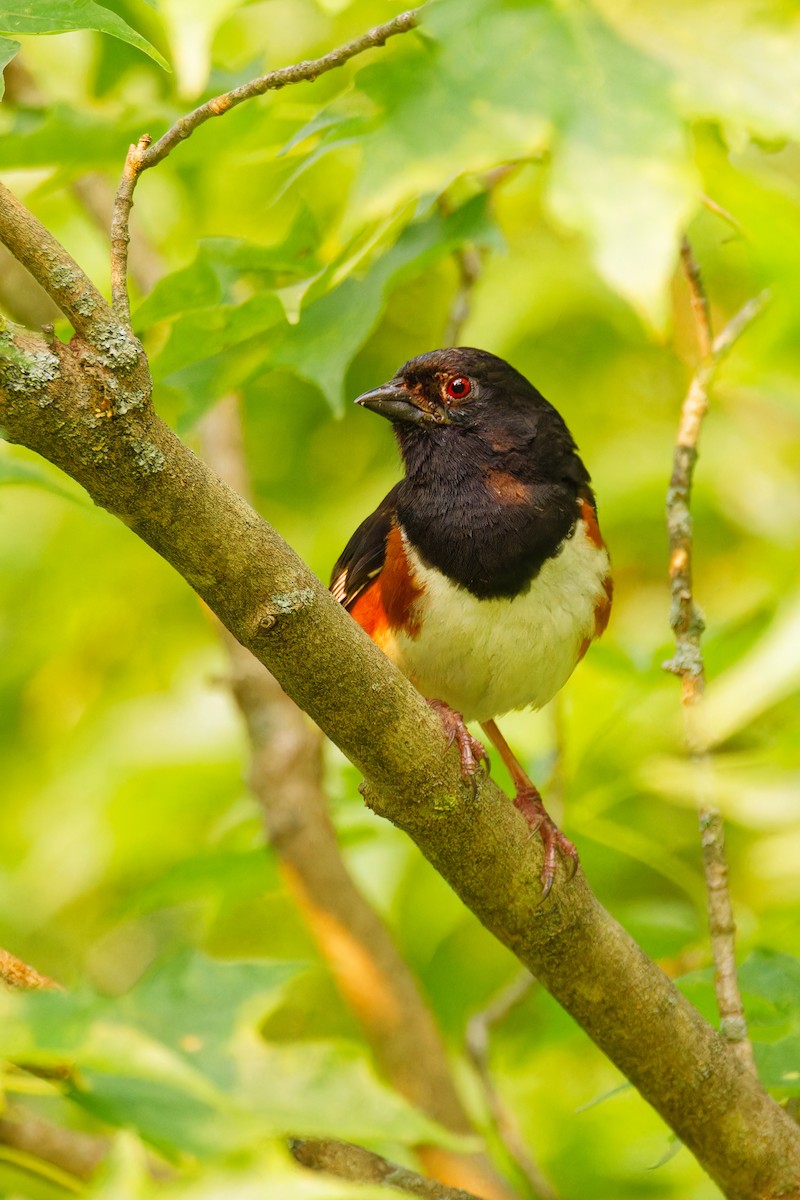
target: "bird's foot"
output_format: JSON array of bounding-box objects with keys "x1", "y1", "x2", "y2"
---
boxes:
[
  {"x1": 513, "y1": 786, "x2": 579, "y2": 899},
  {"x1": 427, "y1": 699, "x2": 489, "y2": 781}
]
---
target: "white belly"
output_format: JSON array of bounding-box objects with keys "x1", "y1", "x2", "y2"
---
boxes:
[{"x1": 385, "y1": 521, "x2": 610, "y2": 722}]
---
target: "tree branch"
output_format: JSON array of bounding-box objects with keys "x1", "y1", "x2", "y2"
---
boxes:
[
  {"x1": 291, "y1": 1138, "x2": 484, "y2": 1200},
  {"x1": 0, "y1": 947, "x2": 59, "y2": 991},
  {"x1": 0, "y1": 182, "x2": 111, "y2": 340},
  {"x1": 1, "y1": 180, "x2": 798, "y2": 1200},
  {"x1": 0, "y1": 1111, "x2": 106, "y2": 1182},
  {"x1": 109, "y1": 8, "x2": 421, "y2": 323},
  {"x1": 666, "y1": 239, "x2": 769, "y2": 1074},
  {"x1": 200, "y1": 397, "x2": 515, "y2": 1200}
]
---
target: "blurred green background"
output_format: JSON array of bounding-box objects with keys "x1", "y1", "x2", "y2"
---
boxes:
[{"x1": 1, "y1": 1, "x2": 799, "y2": 1197}]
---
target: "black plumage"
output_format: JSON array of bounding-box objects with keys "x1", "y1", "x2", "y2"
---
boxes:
[{"x1": 333, "y1": 348, "x2": 595, "y2": 602}]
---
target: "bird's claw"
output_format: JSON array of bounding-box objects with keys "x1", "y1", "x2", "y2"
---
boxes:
[
  {"x1": 513, "y1": 787, "x2": 579, "y2": 899},
  {"x1": 427, "y1": 699, "x2": 489, "y2": 784}
]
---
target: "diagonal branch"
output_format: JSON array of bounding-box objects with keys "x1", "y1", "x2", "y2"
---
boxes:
[
  {"x1": 110, "y1": 8, "x2": 422, "y2": 322},
  {"x1": 291, "y1": 1139, "x2": 484, "y2": 1200},
  {"x1": 666, "y1": 239, "x2": 768, "y2": 1074},
  {"x1": 200, "y1": 396, "x2": 515, "y2": 1200},
  {"x1": 0, "y1": 947, "x2": 59, "y2": 991}
]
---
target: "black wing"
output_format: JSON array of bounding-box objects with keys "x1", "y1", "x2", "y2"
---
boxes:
[{"x1": 330, "y1": 484, "x2": 402, "y2": 610}]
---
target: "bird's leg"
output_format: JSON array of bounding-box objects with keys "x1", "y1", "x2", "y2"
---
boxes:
[
  {"x1": 481, "y1": 719, "x2": 578, "y2": 898},
  {"x1": 427, "y1": 699, "x2": 489, "y2": 780}
]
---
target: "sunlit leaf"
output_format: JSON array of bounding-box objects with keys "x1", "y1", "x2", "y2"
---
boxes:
[
  {"x1": 157, "y1": 0, "x2": 241, "y2": 96},
  {"x1": 265, "y1": 193, "x2": 500, "y2": 411},
  {"x1": 0, "y1": 1, "x2": 169, "y2": 69},
  {"x1": 0, "y1": 33, "x2": 18, "y2": 98},
  {"x1": 292, "y1": 0, "x2": 698, "y2": 319},
  {"x1": 698, "y1": 592, "x2": 800, "y2": 746},
  {"x1": 592, "y1": 0, "x2": 800, "y2": 142},
  {"x1": 0, "y1": 105, "x2": 157, "y2": 171}
]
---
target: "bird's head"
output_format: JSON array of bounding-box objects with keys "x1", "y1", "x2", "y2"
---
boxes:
[
  {"x1": 354, "y1": 347, "x2": 536, "y2": 432},
  {"x1": 354, "y1": 347, "x2": 587, "y2": 489}
]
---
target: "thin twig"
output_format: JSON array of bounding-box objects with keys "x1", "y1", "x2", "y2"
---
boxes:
[
  {"x1": 699, "y1": 195, "x2": 746, "y2": 238},
  {"x1": 75, "y1": 172, "x2": 163, "y2": 298},
  {"x1": 444, "y1": 244, "x2": 483, "y2": 346},
  {"x1": 440, "y1": 166, "x2": 516, "y2": 348},
  {"x1": 0, "y1": 947, "x2": 59, "y2": 991},
  {"x1": 110, "y1": 8, "x2": 421, "y2": 323},
  {"x1": 665, "y1": 239, "x2": 768, "y2": 1073},
  {"x1": 291, "y1": 1138, "x2": 484, "y2": 1200},
  {"x1": 466, "y1": 975, "x2": 558, "y2": 1200}
]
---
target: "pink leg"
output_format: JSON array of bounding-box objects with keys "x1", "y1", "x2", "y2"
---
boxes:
[
  {"x1": 481, "y1": 719, "x2": 578, "y2": 898},
  {"x1": 427, "y1": 699, "x2": 489, "y2": 780}
]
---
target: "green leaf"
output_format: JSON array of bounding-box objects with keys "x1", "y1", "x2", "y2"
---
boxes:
[
  {"x1": 0, "y1": 1, "x2": 169, "y2": 70},
  {"x1": 0, "y1": 455, "x2": 86, "y2": 503},
  {"x1": 265, "y1": 193, "x2": 500, "y2": 411},
  {"x1": 0, "y1": 105, "x2": 157, "y2": 172},
  {"x1": 0, "y1": 953, "x2": 462, "y2": 1156},
  {"x1": 236, "y1": 1037, "x2": 471, "y2": 1149},
  {"x1": 133, "y1": 257, "x2": 222, "y2": 330},
  {"x1": 544, "y1": 3, "x2": 697, "y2": 324},
  {"x1": 677, "y1": 951, "x2": 800, "y2": 1095},
  {"x1": 151, "y1": 291, "x2": 285, "y2": 381},
  {"x1": 133, "y1": 208, "x2": 321, "y2": 330},
  {"x1": 592, "y1": 0, "x2": 800, "y2": 142},
  {"x1": 753, "y1": 1036, "x2": 800, "y2": 1094},
  {"x1": 290, "y1": 0, "x2": 698, "y2": 319},
  {"x1": 739, "y1": 948, "x2": 800, "y2": 1024},
  {"x1": 120, "y1": 951, "x2": 303, "y2": 1088},
  {"x1": 0, "y1": 33, "x2": 19, "y2": 98}
]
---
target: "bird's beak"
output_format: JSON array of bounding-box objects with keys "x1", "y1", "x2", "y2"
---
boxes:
[{"x1": 355, "y1": 383, "x2": 429, "y2": 426}]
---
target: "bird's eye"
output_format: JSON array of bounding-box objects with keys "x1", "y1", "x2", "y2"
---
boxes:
[{"x1": 445, "y1": 376, "x2": 471, "y2": 400}]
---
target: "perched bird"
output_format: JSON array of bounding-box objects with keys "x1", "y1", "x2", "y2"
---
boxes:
[{"x1": 331, "y1": 348, "x2": 612, "y2": 894}]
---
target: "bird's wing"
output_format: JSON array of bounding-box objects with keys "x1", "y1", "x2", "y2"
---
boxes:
[{"x1": 330, "y1": 484, "x2": 402, "y2": 610}]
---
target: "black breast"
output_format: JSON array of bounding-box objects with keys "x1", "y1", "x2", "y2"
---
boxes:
[{"x1": 395, "y1": 420, "x2": 590, "y2": 600}]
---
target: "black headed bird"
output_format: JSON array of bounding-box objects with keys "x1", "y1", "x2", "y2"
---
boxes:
[{"x1": 331, "y1": 348, "x2": 612, "y2": 895}]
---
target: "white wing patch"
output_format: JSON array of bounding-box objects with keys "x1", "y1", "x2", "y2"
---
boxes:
[{"x1": 330, "y1": 570, "x2": 349, "y2": 604}]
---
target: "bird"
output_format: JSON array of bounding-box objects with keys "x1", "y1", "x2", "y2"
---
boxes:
[{"x1": 330, "y1": 348, "x2": 612, "y2": 895}]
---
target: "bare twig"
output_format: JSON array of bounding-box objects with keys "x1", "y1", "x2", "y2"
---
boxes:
[
  {"x1": 0, "y1": 1112, "x2": 106, "y2": 1182},
  {"x1": 466, "y1": 975, "x2": 557, "y2": 1200},
  {"x1": 0, "y1": 947, "x2": 59, "y2": 991},
  {"x1": 665, "y1": 238, "x2": 768, "y2": 1074},
  {"x1": 110, "y1": 8, "x2": 421, "y2": 322},
  {"x1": 444, "y1": 244, "x2": 483, "y2": 346},
  {"x1": 699, "y1": 195, "x2": 746, "y2": 238},
  {"x1": 440, "y1": 166, "x2": 516, "y2": 347},
  {"x1": 291, "y1": 1138, "x2": 483, "y2": 1200},
  {"x1": 200, "y1": 397, "x2": 516, "y2": 1200},
  {"x1": 74, "y1": 173, "x2": 163, "y2": 297}
]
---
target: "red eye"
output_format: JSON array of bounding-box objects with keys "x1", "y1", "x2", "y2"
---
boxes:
[{"x1": 445, "y1": 376, "x2": 471, "y2": 399}]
